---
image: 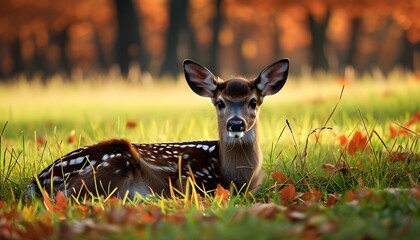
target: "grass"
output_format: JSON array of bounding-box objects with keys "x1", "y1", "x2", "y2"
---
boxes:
[{"x1": 0, "y1": 71, "x2": 419, "y2": 239}]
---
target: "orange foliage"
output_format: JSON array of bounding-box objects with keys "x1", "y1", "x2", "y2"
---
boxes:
[
  {"x1": 389, "y1": 111, "x2": 419, "y2": 138},
  {"x1": 339, "y1": 130, "x2": 367, "y2": 155},
  {"x1": 280, "y1": 185, "x2": 296, "y2": 205}
]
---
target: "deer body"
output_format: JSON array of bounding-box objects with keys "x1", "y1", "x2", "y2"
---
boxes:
[{"x1": 26, "y1": 59, "x2": 289, "y2": 199}]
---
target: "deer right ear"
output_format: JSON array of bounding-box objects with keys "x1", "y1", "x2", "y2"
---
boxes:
[
  {"x1": 184, "y1": 59, "x2": 218, "y2": 97},
  {"x1": 255, "y1": 59, "x2": 289, "y2": 97}
]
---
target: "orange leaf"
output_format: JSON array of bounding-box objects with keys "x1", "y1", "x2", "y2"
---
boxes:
[
  {"x1": 300, "y1": 192, "x2": 312, "y2": 201},
  {"x1": 55, "y1": 191, "x2": 67, "y2": 212},
  {"x1": 272, "y1": 171, "x2": 288, "y2": 184},
  {"x1": 389, "y1": 125, "x2": 398, "y2": 138},
  {"x1": 310, "y1": 189, "x2": 323, "y2": 202},
  {"x1": 326, "y1": 194, "x2": 340, "y2": 207},
  {"x1": 37, "y1": 137, "x2": 45, "y2": 146},
  {"x1": 406, "y1": 112, "x2": 420, "y2": 126},
  {"x1": 126, "y1": 120, "x2": 137, "y2": 129},
  {"x1": 280, "y1": 185, "x2": 296, "y2": 205},
  {"x1": 322, "y1": 163, "x2": 336, "y2": 173},
  {"x1": 345, "y1": 190, "x2": 357, "y2": 202},
  {"x1": 347, "y1": 131, "x2": 367, "y2": 155},
  {"x1": 42, "y1": 191, "x2": 55, "y2": 213},
  {"x1": 389, "y1": 151, "x2": 410, "y2": 163},
  {"x1": 301, "y1": 189, "x2": 322, "y2": 202},
  {"x1": 0, "y1": 201, "x2": 7, "y2": 209},
  {"x1": 68, "y1": 135, "x2": 76, "y2": 143},
  {"x1": 339, "y1": 135, "x2": 348, "y2": 147},
  {"x1": 215, "y1": 184, "x2": 230, "y2": 202}
]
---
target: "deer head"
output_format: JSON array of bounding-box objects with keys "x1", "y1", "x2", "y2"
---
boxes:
[{"x1": 184, "y1": 59, "x2": 289, "y2": 142}]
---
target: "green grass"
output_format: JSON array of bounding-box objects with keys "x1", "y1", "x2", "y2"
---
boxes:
[{"x1": 0, "y1": 72, "x2": 419, "y2": 239}]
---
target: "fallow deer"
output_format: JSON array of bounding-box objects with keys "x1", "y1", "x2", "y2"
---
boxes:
[{"x1": 26, "y1": 59, "x2": 289, "y2": 199}]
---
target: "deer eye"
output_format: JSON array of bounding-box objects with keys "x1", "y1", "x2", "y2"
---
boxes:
[
  {"x1": 216, "y1": 100, "x2": 225, "y2": 110},
  {"x1": 249, "y1": 99, "x2": 258, "y2": 109}
]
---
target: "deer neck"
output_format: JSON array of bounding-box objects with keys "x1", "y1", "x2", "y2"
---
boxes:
[{"x1": 218, "y1": 124, "x2": 262, "y2": 190}]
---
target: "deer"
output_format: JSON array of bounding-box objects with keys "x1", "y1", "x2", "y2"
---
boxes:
[{"x1": 25, "y1": 59, "x2": 289, "y2": 199}]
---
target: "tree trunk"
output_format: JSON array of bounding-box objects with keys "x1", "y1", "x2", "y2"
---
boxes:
[
  {"x1": 308, "y1": 11, "x2": 330, "y2": 72},
  {"x1": 114, "y1": 0, "x2": 142, "y2": 77},
  {"x1": 342, "y1": 17, "x2": 361, "y2": 75},
  {"x1": 209, "y1": 0, "x2": 223, "y2": 74},
  {"x1": 398, "y1": 30, "x2": 420, "y2": 72},
  {"x1": 160, "y1": 0, "x2": 189, "y2": 78}
]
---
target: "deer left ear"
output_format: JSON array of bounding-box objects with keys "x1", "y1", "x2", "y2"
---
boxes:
[{"x1": 254, "y1": 59, "x2": 289, "y2": 96}]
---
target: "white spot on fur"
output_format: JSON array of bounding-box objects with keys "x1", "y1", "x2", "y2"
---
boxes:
[
  {"x1": 69, "y1": 156, "x2": 85, "y2": 166},
  {"x1": 55, "y1": 161, "x2": 68, "y2": 168},
  {"x1": 209, "y1": 146, "x2": 216, "y2": 153},
  {"x1": 202, "y1": 168, "x2": 209, "y2": 175},
  {"x1": 196, "y1": 144, "x2": 202, "y2": 149},
  {"x1": 202, "y1": 145, "x2": 209, "y2": 151},
  {"x1": 102, "y1": 154, "x2": 110, "y2": 161},
  {"x1": 98, "y1": 162, "x2": 110, "y2": 168},
  {"x1": 182, "y1": 154, "x2": 189, "y2": 159},
  {"x1": 80, "y1": 166, "x2": 92, "y2": 175}
]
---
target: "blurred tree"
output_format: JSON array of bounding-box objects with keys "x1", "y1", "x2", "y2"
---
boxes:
[
  {"x1": 160, "y1": 0, "x2": 197, "y2": 78},
  {"x1": 114, "y1": 0, "x2": 143, "y2": 77},
  {"x1": 307, "y1": 3, "x2": 330, "y2": 72},
  {"x1": 208, "y1": 0, "x2": 223, "y2": 74}
]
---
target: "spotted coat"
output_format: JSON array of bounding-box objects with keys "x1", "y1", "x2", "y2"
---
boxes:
[{"x1": 26, "y1": 139, "x2": 220, "y2": 198}]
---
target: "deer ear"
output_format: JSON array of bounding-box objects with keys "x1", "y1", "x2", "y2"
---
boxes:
[
  {"x1": 184, "y1": 59, "x2": 218, "y2": 97},
  {"x1": 254, "y1": 59, "x2": 289, "y2": 96}
]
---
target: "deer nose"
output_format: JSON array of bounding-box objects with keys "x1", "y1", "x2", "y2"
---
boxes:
[{"x1": 227, "y1": 118, "x2": 245, "y2": 132}]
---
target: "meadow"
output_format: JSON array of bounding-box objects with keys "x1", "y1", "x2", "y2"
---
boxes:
[{"x1": 0, "y1": 71, "x2": 419, "y2": 239}]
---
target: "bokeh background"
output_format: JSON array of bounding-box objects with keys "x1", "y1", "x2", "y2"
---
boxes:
[{"x1": 1, "y1": 0, "x2": 419, "y2": 81}]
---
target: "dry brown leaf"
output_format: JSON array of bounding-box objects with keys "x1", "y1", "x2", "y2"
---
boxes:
[{"x1": 280, "y1": 185, "x2": 296, "y2": 205}]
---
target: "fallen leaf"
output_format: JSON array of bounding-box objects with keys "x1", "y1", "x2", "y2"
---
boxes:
[
  {"x1": 0, "y1": 201, "x2": 7, "y2": 209},
  {"x1": 300, "y1": 189, "x2": 322, "y2": 202},
  {"x1": 215, "y1": 184, "x2": 230, "y2": 203},
  {"x1": 126, "y1": 120, "x2": 137, "y2": 129},
  {"x1": 347, "y1": 131, "x2": 367, "y2": 155},
  {"x1": 280, "y1": 185, "x2": 296, "y2": 205},
  {"x1": 325, "y1": 194, "x2": 340, "y2": 207},
  {"x1": 42, "y1": 191, "x2": 55, "y2": 213},
  {"x1": 345, "y1": 190, "x2": 357, "y2": 202},
  {"x1": 310, "y1": 189, "x2": 323, "y2": 202},
  {"x1": 406, "y1": 112, "x2": 420, "y2": 126},
  {"x1": 37, "y1": 137, "x2": 45, "y2": 146},
  {"x1": 55, "y1": 191, "x2": 68, "y2": 212},
  {"x1": 68, "y1": 135, "x2": 76, "y2": 143},
  {"x1": 322, "y1": 163, "x2": 336, "y2": 173},
  {"x1": 339, "y1": 135, "x2": 347, "y2": 148},
  {"x1": 389, "y1": 151, "x2": 412, "y2": 163},
  {"x1": 389, "y1": 112, "x2": 419, "y2": 138},
  {"x1": 272, "y1": 171, "x2": 289, "y2": 184}
]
